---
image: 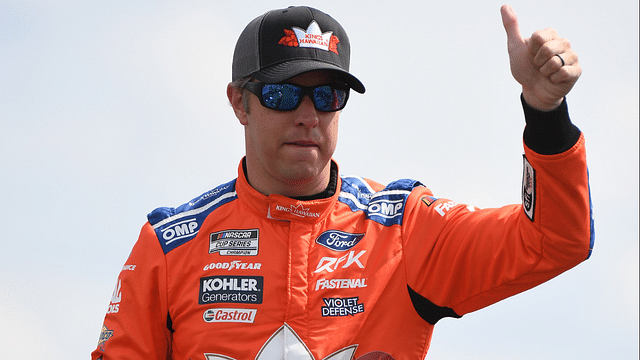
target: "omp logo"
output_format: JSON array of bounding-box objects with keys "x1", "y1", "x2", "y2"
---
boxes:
[
  {"x1": 162, "y1": 218, "x2": 198, "y2": 244},
  {"x1": 203, "y1": 308, "x2": 257, "y2": 323},
  {"x1": 316, "y1": 231, "x2": 365, "y2": 252},
  {"x1": 314, "y1": 250, "x2": 366, "y2": 274},
  {"x1": 368, "y1": 199, "x2": 403, "y2": 218}
]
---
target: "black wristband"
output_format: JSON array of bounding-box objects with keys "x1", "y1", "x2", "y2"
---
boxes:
[{"x1": 521, "y1": 94, "x2": 581, "y2": 155}]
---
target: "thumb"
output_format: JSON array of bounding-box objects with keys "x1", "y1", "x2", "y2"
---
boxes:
[{"x1": 500, "y1": 4, "x2": 524, "y2": 47}]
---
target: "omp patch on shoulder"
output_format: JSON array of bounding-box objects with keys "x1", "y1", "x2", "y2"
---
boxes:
[
  {"x1": 522, "y1": 155, "x2": 536, "y2": 221},
  {"x1": 148, "y1": 179, "x2": 238, "y2": 254}
]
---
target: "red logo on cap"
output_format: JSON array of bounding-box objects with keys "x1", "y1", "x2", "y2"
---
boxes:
[{"x1": 278, "y1": 20, "x2": 340, "y2": 54}]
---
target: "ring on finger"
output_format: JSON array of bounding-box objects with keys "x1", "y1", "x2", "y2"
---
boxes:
[{"x1": 555, "y1": 54, "x2": 565, "y2": 67}]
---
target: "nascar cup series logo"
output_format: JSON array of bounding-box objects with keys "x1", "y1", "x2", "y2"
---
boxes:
[{"x1": 209, "y1": 229, "x2": 259, "y2": 256}]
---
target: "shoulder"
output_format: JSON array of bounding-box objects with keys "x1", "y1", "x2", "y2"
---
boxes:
[
  {"x1": 146, "y1": 179, "x2": 238, "y2": 254},
  {"x1": 339, "y1": 175, "x2": 426, "y2": 226}
]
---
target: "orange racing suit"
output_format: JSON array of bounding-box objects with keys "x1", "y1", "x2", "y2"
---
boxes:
[{"x1": 92, "y1": 97, "x2": 594, "y2": 360}]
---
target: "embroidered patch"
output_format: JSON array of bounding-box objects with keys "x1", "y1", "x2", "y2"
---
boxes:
[
  {"x1": 209, "y1": 229, "x2": 259, "y2": 256},
  {"x1": 421, "y1": 195, "x2": 439, "y2": 206},
  {"x1": 279, "y1": 20, "x2": 340, "y2": 54},
  {"x1": 522, "y1": 155, "x2": 536, "y2": 221},
  {"x1": 98, "y1": 325, "x2": 114, "y2": 351}
]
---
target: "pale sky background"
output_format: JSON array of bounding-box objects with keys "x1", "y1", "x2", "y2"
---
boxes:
[{"x1": 0, "y1": 0, "x2": 638, "y2": 359}]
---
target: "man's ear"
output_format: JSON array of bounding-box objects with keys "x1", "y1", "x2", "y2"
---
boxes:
[{"x1": 227, "y1": 83, "x2": 249, "y2": 125}]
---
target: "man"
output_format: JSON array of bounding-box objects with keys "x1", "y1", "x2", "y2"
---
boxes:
[{"x1": 92, "y1": 4, "x2": 593, "y2": 359}]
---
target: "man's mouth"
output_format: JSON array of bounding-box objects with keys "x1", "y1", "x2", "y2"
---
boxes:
[{"x1": 286, "y1": 141, "x2": 318, "y2": 147}]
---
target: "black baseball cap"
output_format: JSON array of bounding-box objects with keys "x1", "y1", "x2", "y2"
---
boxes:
[{"x1": 232, "y1": 6, "x2": 365, "y2": 93}]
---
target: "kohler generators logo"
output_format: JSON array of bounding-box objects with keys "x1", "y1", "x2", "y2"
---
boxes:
[{"x1": 199, "y1": 275, "x2": 263, "y2": 305}]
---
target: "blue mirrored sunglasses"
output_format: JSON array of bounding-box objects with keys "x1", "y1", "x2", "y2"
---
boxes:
[{"x1": 244, "y1": 81, "x2": 350, "y2": 112}]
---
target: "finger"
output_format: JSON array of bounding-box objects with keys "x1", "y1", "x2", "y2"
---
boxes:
[
  {"x1": 539, "y1": 50, "x2": 576, "y2": 77},
  {"x1": 550, "y1": 62, "x2": 582, "y2": 84},
  {"x1": 533, "y1": 37, "x2": 571, "y2": 67},
  {"x1": 528, "y1": 27, "x2": 560, "y2": 58},
  {"x1": 500, "y1": 4, "x2": 524, "y2": 47}
]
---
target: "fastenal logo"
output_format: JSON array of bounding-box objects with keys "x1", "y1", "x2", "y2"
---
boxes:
[
  {"x1": 199, "y1": 275, "x2": 263, "y2": 305},
  {"x1": 321, "y1": 297, "x2": 365, "y2": 317},
  {"x1": 315, "y1": 278, "x2": 367, "y2": 291},
  {"x1": 315, "y1": 230, "x2": 364, "y2": 251},
  {"x1": 434, "y1": 200, "x2": 458, "y2": 217},
  {"x1": 209, "y1": 229, "x2": 259, "y2": 256},
  {"x1": 275, "y1": 204, "x2": 320, "y2": 218},
  {"x1": 203, "y1": 308, "x2": 257, "y2": 323}
]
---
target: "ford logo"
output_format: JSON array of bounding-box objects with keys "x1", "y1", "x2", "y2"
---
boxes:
[{"x1": 315, "y1": 230, "x2": 365, "y2": 251}]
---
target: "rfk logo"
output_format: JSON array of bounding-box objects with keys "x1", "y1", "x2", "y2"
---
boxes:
[{"x1": 314, "y1": 250, "x2": 366, "y2": 273}]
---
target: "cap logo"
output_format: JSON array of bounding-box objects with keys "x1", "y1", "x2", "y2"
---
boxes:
[{"x1": 278, "y1": 20, "x2": 340, "y2": 54}]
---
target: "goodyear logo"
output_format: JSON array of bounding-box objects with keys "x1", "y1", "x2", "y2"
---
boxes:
[{"x1": 315, "y1": 230, "x2": 365, "y2": 252}]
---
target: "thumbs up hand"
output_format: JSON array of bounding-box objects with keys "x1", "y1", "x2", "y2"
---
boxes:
[{"x1": 501, "y1": 4, "x2": 581, "y2": 111}]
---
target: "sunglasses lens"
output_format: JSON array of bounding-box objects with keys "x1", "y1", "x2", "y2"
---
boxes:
[
  {"x1": 257, "y1": 83, "x2": 348, "y2": 112},
  {"x1": 262, "y1": 84, "x2": 301, "y2": 111},
  {"x1": 313, "y1": 86, "x2": 347, "y2": 112}
]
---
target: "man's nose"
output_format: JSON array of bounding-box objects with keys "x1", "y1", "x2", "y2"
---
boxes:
[{"x1": 295, "y1": 95, "x2": 319, "y2": 127}]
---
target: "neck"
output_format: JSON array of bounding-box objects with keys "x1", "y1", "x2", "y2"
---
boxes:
[{"x1": 242, "y1": 158, "x2": 336, "y2": 199}]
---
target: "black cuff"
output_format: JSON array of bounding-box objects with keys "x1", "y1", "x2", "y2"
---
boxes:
[{"x1": 521, "y1": 94, "x2": 581, "y2": 155}]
